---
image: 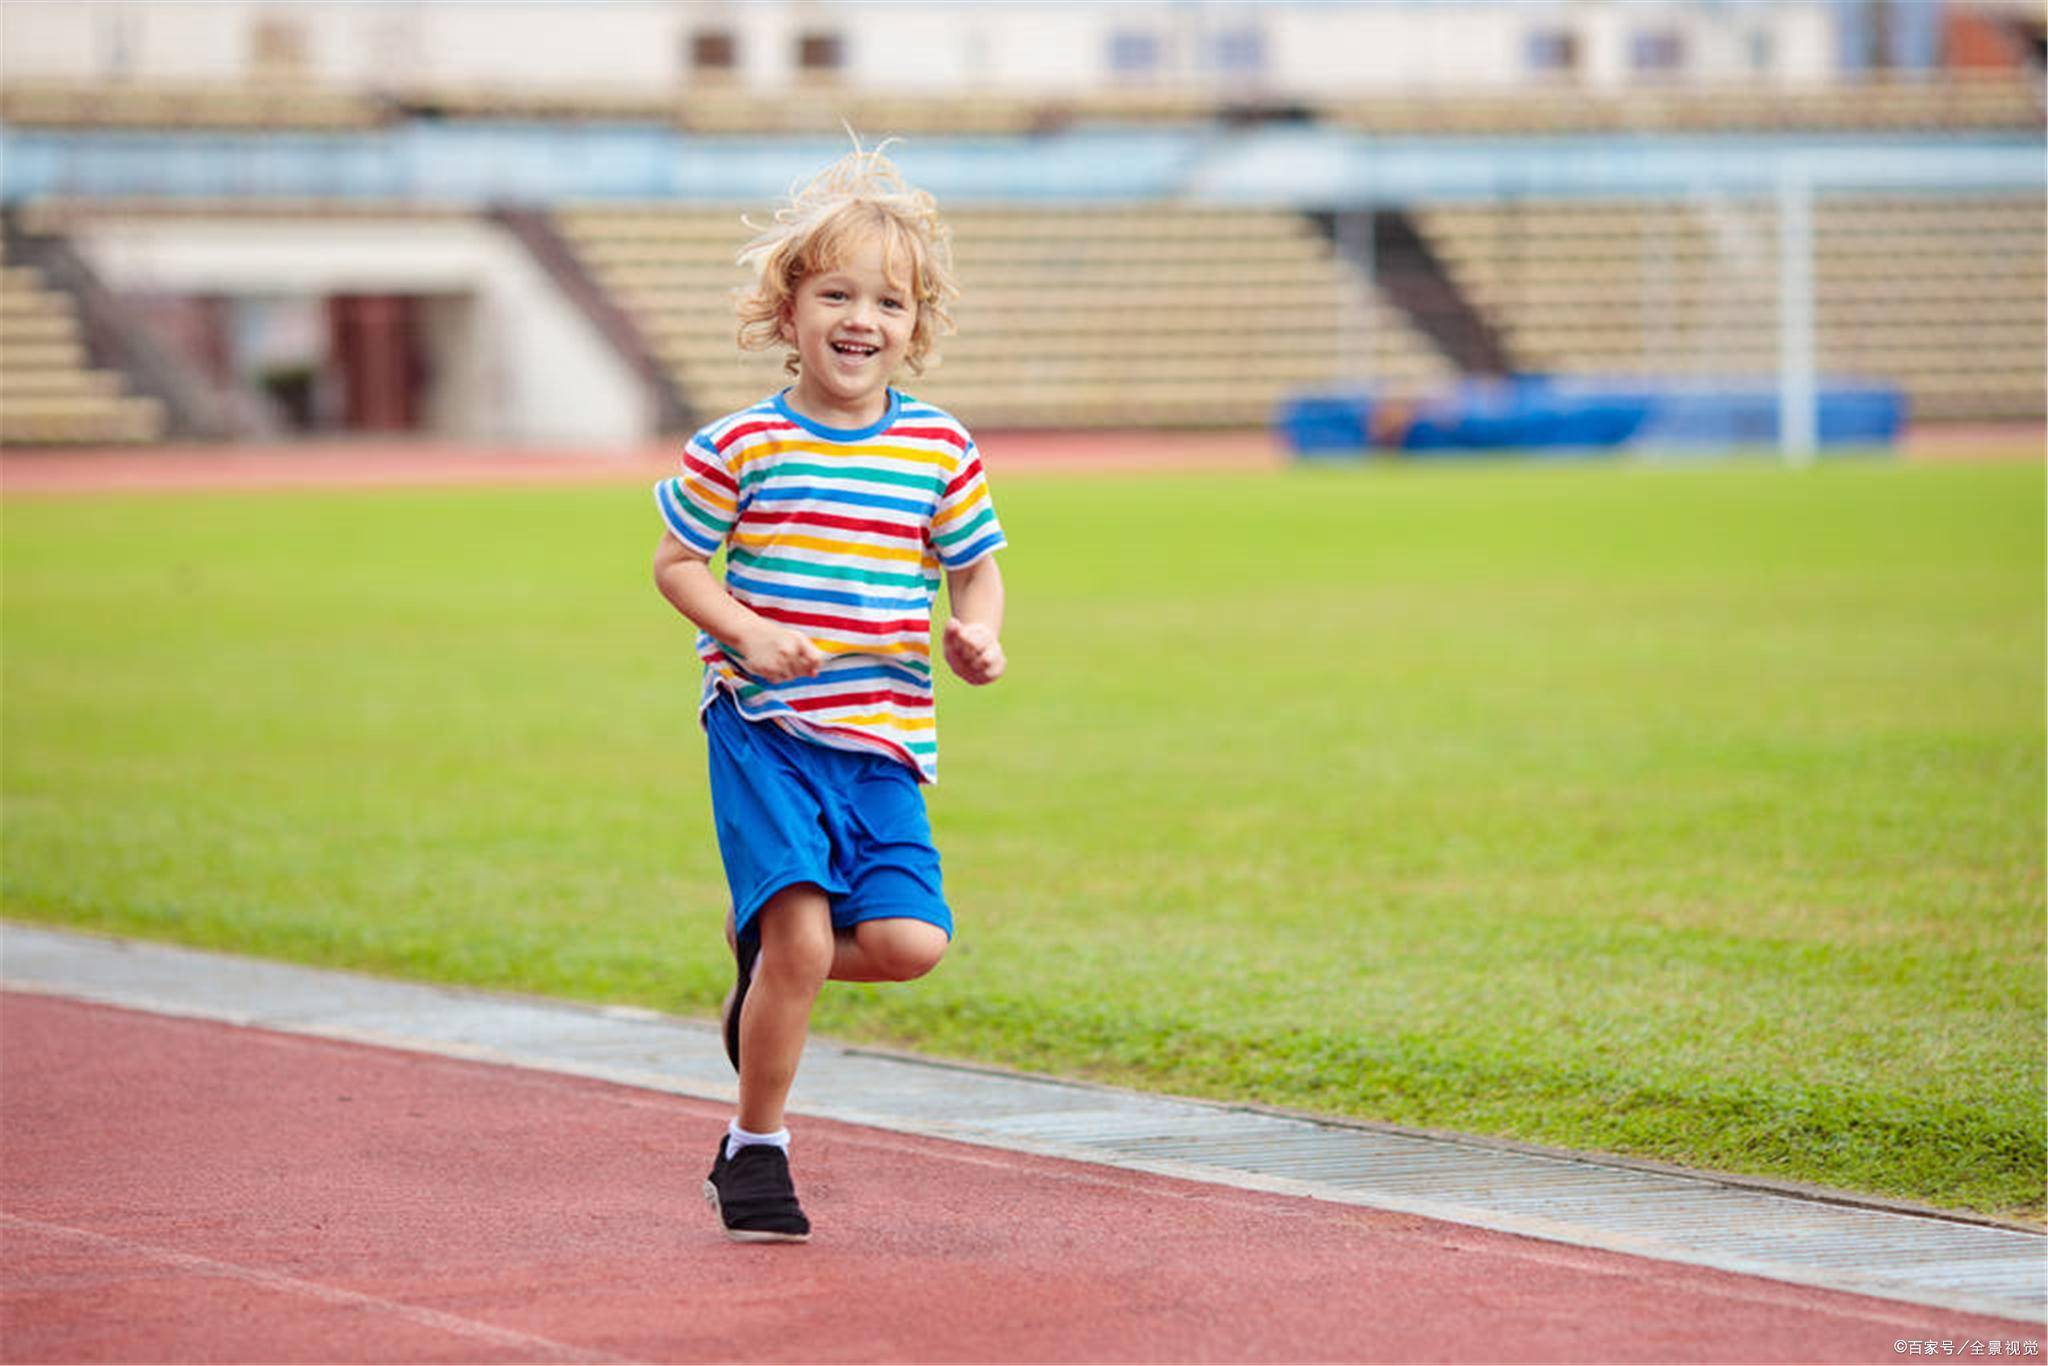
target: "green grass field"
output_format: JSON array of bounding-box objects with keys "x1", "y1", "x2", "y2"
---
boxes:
[{"x1": 4, "y1": 456, "x2": 2041, "y2": 1221}]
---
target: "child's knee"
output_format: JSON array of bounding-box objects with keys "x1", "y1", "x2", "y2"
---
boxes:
[
  {"x1": 755, "y1": 885, "x2": 836, "y2": 984},
  {"x1": 861, "y1": 919, "x2": 949, "y2": 982}
]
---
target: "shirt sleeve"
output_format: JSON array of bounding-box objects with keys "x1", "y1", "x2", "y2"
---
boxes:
[
  {"x1": 652, "y1": 432, "x2": 739, "y2": 557},
  {"x1": 930, "y1": 440, "x2": 1007, "y2": 570}
]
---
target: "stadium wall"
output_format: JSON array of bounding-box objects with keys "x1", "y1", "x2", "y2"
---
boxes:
[
  {"x1": 62, "y1": 214, "x2": 655, "y2": 446},
  {"x1": 0, "y1": 0, "x2": 1845, "y2": 96}
]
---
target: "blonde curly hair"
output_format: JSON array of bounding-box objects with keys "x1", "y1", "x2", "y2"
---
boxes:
[{"x1": 735, "y1": 138, "x2": 958, "y2": 378}]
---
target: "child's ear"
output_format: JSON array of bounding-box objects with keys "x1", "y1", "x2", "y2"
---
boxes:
[{"x1": 777, "y1": 299, "x2": 796, "y2": 347}]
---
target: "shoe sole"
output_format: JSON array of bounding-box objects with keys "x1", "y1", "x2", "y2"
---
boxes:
[
  {"x1": 722, "y1": 908, "x2": 752, "y2": 1073},
  {"x1": 702, "y1": 1178, "x2": 810, "y2": 1244},
  {"x1": 721, "y1": 974, "x2": 746, "y2": 1072}
]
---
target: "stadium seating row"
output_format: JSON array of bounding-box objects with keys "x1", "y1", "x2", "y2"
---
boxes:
[
  {"x1": 3, "y1": 74, "x2": 2039, "y2": 134},
  {"x1": 554, "y1": 203, "x2": 1451, "y2": 428},
  {"x1": 557, "y1": 206, "x2": 1341, "y2": 245},
  {"x1": 3, "y1": 193, "x2": 2037, "y2": 442},
  {"x1": 0, "y1": 250, "x2": 165, "y2": 445},
  {"x1": 1412, "y1": 192, "x2": 2045, "y2": 422},
  {"x1": 1318, "y1": 76, "x2": 2044, "y2": 135},
  {"x1": 14, "y1": 199, "x2": 477, "y2": 232},
  {"x1": 0, "y1": 80, "x2": 384, "y2": 130}
]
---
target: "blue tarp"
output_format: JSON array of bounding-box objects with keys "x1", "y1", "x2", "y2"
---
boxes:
[{"x1": 1278, "y1": 376, "x2": 1905, "y2": 457}]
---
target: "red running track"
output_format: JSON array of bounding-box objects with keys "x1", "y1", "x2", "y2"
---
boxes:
[{"x1": 1, "y1": 993, "x2": 2030, "y2": 1364}]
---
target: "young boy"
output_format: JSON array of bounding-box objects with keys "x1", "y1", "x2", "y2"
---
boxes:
[{"x1": 651, "y1": 143, "x2": 1006, "y2": 1243}]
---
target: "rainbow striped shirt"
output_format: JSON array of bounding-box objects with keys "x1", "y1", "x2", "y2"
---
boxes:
[{"x1": 654, "y1": 389, "x2": 1006, "y2": 784}]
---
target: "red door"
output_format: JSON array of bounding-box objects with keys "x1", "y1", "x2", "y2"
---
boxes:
[{"x1": 327, "y1": 295, "x2": 423, "y2": 432}]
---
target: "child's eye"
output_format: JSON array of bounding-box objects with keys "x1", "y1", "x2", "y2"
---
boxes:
[
  {"x1": 821, "y1": 290, "x2": 848, "y2": 301},
  {"x1": 881, "y1": 297, "x2": 906, "y2": 311}
]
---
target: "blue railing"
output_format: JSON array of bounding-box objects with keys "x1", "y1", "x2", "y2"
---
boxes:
[{"x1": 2, "y1": 121, "x2": 2040, "y2": 206}]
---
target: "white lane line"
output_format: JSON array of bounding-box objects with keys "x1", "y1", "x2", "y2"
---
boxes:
[{"x1": 1, "y1": 1213, "x2": 637, "y2": 1365}]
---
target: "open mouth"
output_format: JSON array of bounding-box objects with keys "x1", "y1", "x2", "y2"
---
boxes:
[{"x1": 831, "y1": 341, "x2": 878, "y2": 359}]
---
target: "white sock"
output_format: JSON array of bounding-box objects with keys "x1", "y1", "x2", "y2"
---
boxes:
[{"x1": 726, "y1": 1120, "x2": 790, "y2": 1160}]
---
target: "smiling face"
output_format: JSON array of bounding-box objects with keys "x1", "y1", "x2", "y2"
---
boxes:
[{"x1": 778, "y1": 233, "x2": 917, "y2": 428}]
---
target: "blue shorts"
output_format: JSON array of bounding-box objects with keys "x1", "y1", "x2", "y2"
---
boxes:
[{"x1": 703, "y1": 691, "x2": 952, "y2": 947}]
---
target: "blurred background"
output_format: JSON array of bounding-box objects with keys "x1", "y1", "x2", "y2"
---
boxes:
[{"x1": 0, "y1": 0, "x2": 2040, "y2": 456}]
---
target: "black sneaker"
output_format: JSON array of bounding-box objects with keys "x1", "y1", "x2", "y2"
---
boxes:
[
  {"x1": 721, "y1": 908, "x2": 758, "y2": 1072},
  {"x1": 704, "y1": 1140, "x2": 811, "y2": 1243}
]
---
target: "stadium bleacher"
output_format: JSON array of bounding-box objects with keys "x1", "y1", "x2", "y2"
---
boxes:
[
  {"x1": 7, "y1": 187, "x2": 2035, "y2": 443},
  {"x1": 0, "y1": 80, "x2": 386, "y2": 131},
  {"x1": 1412, "y1": 192, "x2": 2046, "y2": 423},
  {"x1": 1323, "y1": 73, "x2": 2044, "y2": 135},
  {"x1": 2, "y1": 75, "x2": 2039, "y2": 136},
  {"x1": 0, "y1": 241, "x2": 165, "y2": 445},
  {"x1": 555, "y1": 203, "x2": 1453, "y2": 428},
  {"x1": 0, "y1": 62, "x2": 2038, "y2": 444}
]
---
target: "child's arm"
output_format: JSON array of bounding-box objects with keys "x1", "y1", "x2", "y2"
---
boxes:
[
  {"x1": 942, "y1": 555, "x2": 1006, "y2": 686},
  {"x1": 653, "y1": 531, "x2": 824, "y2": 682}
]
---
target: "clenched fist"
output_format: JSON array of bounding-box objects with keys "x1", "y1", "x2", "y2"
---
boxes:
[
  {"x1": 943, "y1": 617, "x2": 1006, "y2": 686},
  {"x1": 738, "y1": 624, "x2": 826, "y2": 683}
]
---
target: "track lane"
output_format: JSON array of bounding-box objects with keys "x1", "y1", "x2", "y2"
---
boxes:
[{"x1": 2, "y1": 993, "x2": 2034, "y2": 1364}]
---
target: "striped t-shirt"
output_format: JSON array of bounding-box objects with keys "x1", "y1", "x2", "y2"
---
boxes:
[{"x1": 655, "y1": 388, "x2": 1006, "y2": 784}]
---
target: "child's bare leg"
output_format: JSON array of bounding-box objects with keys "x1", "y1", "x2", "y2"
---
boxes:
[
  {"x1": 736, "y1": 883, "x2": 835, "y2": 1134},
  {"x1": 829, "y1": 918, "x2": 949, "y2": 983}
]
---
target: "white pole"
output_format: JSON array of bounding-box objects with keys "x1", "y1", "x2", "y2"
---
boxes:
[
  {"x1": 1338, "y1": 208, "x2": 1376, "y2": 390},
  {"x1": 1777, "y1": 163, "x2": 1817, "y2": 466}
]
